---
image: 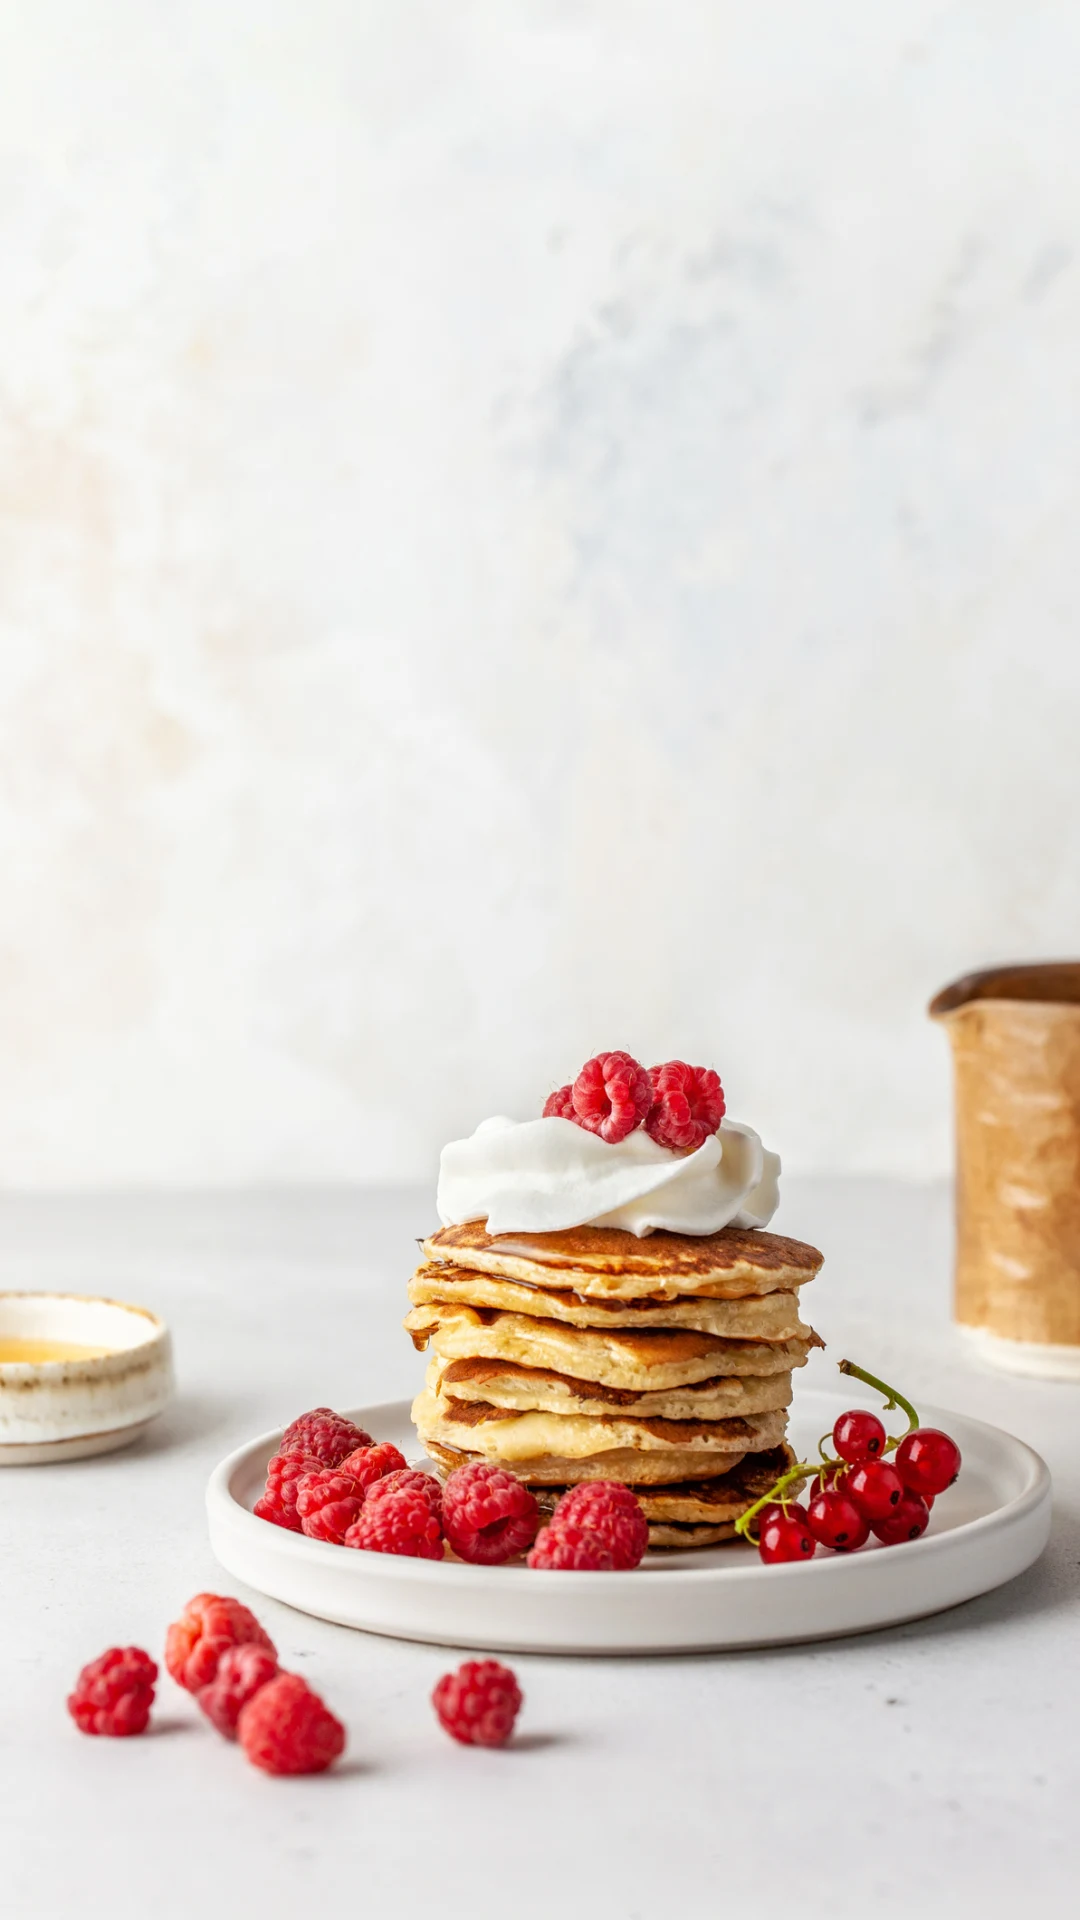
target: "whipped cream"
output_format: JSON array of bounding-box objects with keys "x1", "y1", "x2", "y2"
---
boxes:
[{"x1": 436, "y1": 1115, "x2": 781, "y2": 1238}]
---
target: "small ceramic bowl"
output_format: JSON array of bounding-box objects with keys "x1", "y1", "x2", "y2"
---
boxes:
[{"x1": 0, "y1": 1293, "x2": 174, "y2": 1465}]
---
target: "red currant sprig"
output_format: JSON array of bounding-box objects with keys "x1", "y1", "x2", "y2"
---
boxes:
[
  {"x1": 734, "y1": 1359, "x2": 962, "y2": 1563},
  {"x1": 837, "y1": 1360, "x2": 961, "y2": 1497}
]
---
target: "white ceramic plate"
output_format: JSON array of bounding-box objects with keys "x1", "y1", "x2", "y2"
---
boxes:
[{"x1": 206, "y1": 1392, "x2": 1051, "y2": 1655}]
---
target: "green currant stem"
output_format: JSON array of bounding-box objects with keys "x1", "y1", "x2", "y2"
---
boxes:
[
  {"x1": 836, "y1": 1358, "x2": 920, "y2": 1444},
  {"x1": 733, "y1": 1461, "x2": 818, "y2": 1543}
]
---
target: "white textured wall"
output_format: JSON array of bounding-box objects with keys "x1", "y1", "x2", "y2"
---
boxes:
[{"x1": 2, "y1": 1, "x2": 1080, "y2": 1186}]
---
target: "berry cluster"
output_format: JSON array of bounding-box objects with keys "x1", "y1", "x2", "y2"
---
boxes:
[
  {"x1": 255, "y1": 1408, "x2": 546, "y2": 1565},
  {"x1": 544, "y1": 1052, "x2": 726, "y2": 1152},
  {"x1": 255, "y1": 1406, "x2": 654, "y2": 1573},
  {"x1": 528, "y1": 1481, "x2": 648, "y2": 1571},
  {"x1": 168, "y1": 1592, "x2": 344, "y2": 1773},
  {"x1": 69, "y1": 1596, "x2": 523, "y2": 1756},
  {"x1": 69, "y1": 1592, "x2": 345, "y2": 1774},
  {"x1": 254, "y1": 1409, "x2": 439, "y2": 1553},
  {"x1": 735, "y1": 1361, "x2": 962, "y2": 1565}
]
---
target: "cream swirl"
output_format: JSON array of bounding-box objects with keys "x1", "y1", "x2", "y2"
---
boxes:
[{"x1": 436, "y1": 1115, "x2": 780, "y2": 1238}]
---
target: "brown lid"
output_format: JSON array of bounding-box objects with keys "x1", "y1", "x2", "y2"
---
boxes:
[{"x1": 929, "y1": 961, "x2": 1080, "y2": 1018}]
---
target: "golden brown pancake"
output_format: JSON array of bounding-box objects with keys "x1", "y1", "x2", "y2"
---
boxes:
[
  {"x1": 529, "y1": 1445, "x2": 792, "y2": 1521},
  {"x1": 406, "y1": 1300, "x2": 816, "y2": 1388},
  {"x1": 413, "y1": 1386, "x2": 787, "y2": 1481},
  {"x1": 422, "y1": 1222, "x2": 822, "y2": 1301},
  {"x1": 427, "y1": 1354, "x2": 793, "y2": 1421},
  {"x1": 424, "y1": 1437, "x2": 752, "y2": 1486},
  {"x1": 646, "y1": 1522, "x2": 739, "y2": 1549},
  {"x1": 408, "y1": 1266, "x2": 813, "y2": 1341},
  {"x1": 422, "y1": 1442, "x2": 793, "y2": 1543}
]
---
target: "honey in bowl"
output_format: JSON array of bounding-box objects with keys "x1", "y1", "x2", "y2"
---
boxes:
[
  {"x1": 0, "y1": 1339, "x2": 112, "y2": 1365},
  {"x1": 0, "y1": 1293, "x2": 173, "y2": 1461}
]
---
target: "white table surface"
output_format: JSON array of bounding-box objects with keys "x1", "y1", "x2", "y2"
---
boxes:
[{"x1": 3, "y1": 1178, "x2": 1077, "y2": 1920}]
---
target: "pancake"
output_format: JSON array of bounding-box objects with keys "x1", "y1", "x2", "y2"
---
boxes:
[
  {"x1": 424, "y1": 1437, "x2": 752, "y2": 1486},
  {"x1": 427, "y1": 1354, "x2": 794, "y2": 1421},
  {"x1": 408, "y1": 1266, "x2": 812, "y2": 1341},
  {"x1": 413, "y1": 1387, "x2": 787, "y2": 1481},
  {"x1": 646, "y1": 1522, "x2": 739, "y2": 1549},
  {"x1": 405, "y1": 1300, "x2": 817, "y2": 1388},
  {"x1": 423, "y1": 1222, "x2": 822, "y2": 1301},
  {"x1": 530, "y1": 1445, "x2": 796, "y2": 1523}
]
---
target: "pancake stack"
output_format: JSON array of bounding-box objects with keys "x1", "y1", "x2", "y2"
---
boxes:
[{"x1": 406, "y1": 1219, "x2": 823, "y2": 1550}]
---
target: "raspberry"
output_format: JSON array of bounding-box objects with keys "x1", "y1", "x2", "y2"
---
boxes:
[
  {"x1": 278, "y1": 1407, "x2": 373, "y2": 1468},
  {"x1": 344, "y1": 1483, "x2": 444, "y2": 1558},
  {"x1": 165, "y1": 1594, "x2": 277, "y2": 1693},
  {"x1": 254, "y1": 1451, "x2": 322, "y2": 1532},
  {"x1": 571, "y1": 1051, "x2": 651, "y2": 1144},
  {"x1": 542, "y1": 1084, "x2": 576, "y2": 1119},
  {"x1": 67, "y1": 1647, "x2": 157, "y2": 1737},
  {"x1": 646, "y1": 1060, "x2": 726, "y2": 1152},
  {"x1": 526, "y1": 1523, "x2": 616, "y2": 1571},
  {"x1": 432, "y1": 1660, "x2": 522, "y2": 1747},
  {"x1": 197, "y1": 1643, "x2": 280, "y2": 1739},
  {"x1": 441, "y1": 1462, "x2": 540, "y2": 1565},
  {"x1": 238, "y1": 1673, "x2": 346, "y2": 1776},
  {"x1": 296, "y1": 1468, "x2": 365, "y2": 1544},
  {"x1": 551, "y1": 1481, "x2": 648, "y2": 1570},
  {"x1": 365, "y1": 1468, "x2": 443, "y2": 1516},
  {"x1": 336, "y1": 1441, "x2": 408, "y2": 1493}
]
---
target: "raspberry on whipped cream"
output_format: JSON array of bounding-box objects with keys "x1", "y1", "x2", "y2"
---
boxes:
[
  {"x1": 646, "y1": 1061, "x2": 726, "y2": 1153},
  {"x1": 570, "y1": 1052, "x2": 652, "y2": 1144},
  {"x1": 437, "y1": 1112, "x2": 780, "y2": 1238}
]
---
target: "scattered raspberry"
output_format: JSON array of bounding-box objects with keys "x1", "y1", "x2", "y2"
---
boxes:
[
  {"x1": 344, "y1": 1482, "x2": 444, "y2": 1558},
  {"x1": 571, "y1": 1051, "x2": 651, "y2": 1144},
  {"x1": 165, "y1": 1594, "x2": 277, "y2": 1693},
  {"x1": 551, "y1": 1481, "x2": 648, "y2": 1570},
  {"x1": 364, "y1": 1468, "x2": 443, "y2": 1517},
  {"x1": 336, "y1": 1441, "x2": 408, "y2": 1494},
  {"x1": 526, "y1": 1523, "x2": 616, "y2": 1571},
  {"x1": 254, "y1": 1451, "x2": 322, "y2": 1532},
  {"x1": 646, "y1": 1060, "x2": 726, "y2": 1152},
  {"x1": 68, "y1": 1647, "x2": 158, "y2": 1737},
  {"x1": 543, "y1": 1084, "x2": 576, "y2": 1119},
  {"x1": 296, "y1": 1468, "x2": 365, "y2": 1544},
  {"x1": 238, "y1": 1673, "x2": 346, "y2": 1776},
  {"x1": 278, "y1": 1408, "x2": 373, "y2": 1468},
  {"x1": 432, "y1": 1660, "x2": 522, "y2": 1747},
  {"x1": 197, "y1": 1643, "x2": 280, "y2": 1739},
  {"x1": 441, "y1": 1462, "x2": 540, "y2": 1565}
]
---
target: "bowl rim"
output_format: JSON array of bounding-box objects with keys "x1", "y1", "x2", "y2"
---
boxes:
[{"x1": 0, "y1": 1292, "x2": 168, "y2": 1374}]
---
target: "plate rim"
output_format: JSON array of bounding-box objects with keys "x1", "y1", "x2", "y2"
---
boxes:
[{"x1": 207, "y1": 1391, "x2": 1052, "y2": 1590}]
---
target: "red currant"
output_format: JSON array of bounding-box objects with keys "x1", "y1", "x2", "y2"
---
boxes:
[
  {"x1": 894, "y1": 1428, "x2": 961, "y2": 1498},
  {"x1": 833, "y1": 1409, "x2": 887, "y2": 1463},
  {"x1": 845, "y1": 1459, "x2": 905, "y2": 1523},
  {"x1": 806, "y1": 1488, "x2": 870, "y2": 1553},
  {"x1": 758, "y1": 1507, "x2": 816, "y2": 1564},
  {"x1": 872, "y1": 1488, "x2": 930, "y2": 1545}
]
